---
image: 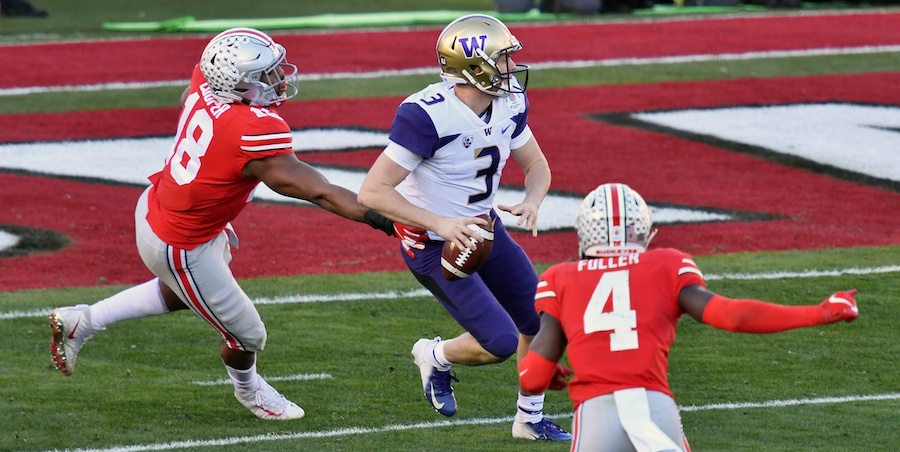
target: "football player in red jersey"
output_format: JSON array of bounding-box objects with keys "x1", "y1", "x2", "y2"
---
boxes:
[
  {"x1": 518, "y1": 183, "x2": 859, "y2": 451},
  {"x1": 48, "y1": 28, "x2": 394, "y2": 421}
]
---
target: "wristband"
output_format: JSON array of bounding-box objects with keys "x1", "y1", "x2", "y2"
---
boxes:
[
  {"x1": 518, "y1": 350, "x2": 558, "y2": 394},
  {"x1": 364, "y1": 209, "x2": 394, "y2": 237}
]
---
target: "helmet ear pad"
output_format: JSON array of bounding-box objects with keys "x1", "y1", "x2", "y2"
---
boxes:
[
  {"x1": 232, "y1": 82, "x2": 263, "y2": 105},
  {"x1": 461, "y1": 63, "x2": 498, "y2": 91}
]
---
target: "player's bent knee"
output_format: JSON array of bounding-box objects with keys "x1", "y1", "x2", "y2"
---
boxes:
[
  {"x1": 236, "y1": 327, "x2": 267, "y2": 352},
  {"x1": 483, "y1": 333, "x2": 518, "y2": 360}
]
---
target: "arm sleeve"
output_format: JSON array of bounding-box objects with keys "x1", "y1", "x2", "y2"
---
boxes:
[
  {"x1": 387, "y1": 103, "x2": 439, "y2": 158},
  {"x1": 701, "y1": 294, "x2": 822, "y2": 333},
  {"x1": 518, "y1": 350, "x2": 557, "y2": 394},
  {"x1": 534, "y1": 266, "x2": 561, "y2": 317}
]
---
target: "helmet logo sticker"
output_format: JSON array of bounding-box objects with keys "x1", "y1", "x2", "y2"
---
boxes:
[
  {"x1": 459, "y1": 35, "x2": 487, "y2": 58},
  {"x1": 610, "y1": 225, "x2": 624, "y2": 246}
]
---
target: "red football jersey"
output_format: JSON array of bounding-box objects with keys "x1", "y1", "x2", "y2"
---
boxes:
[
  {"x1": 146, "y1": 65, "x2": 294, "y2": 249},
  {"x1": 535, "y1": 248, "x2": 706, "y2": 409}
]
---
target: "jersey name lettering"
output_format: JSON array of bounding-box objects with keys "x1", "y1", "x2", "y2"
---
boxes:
[
  {"x1": 199, "y1": 82, "x2": 231, "y2": 119},
  {"x1": 577, "y1": 254, "x2": 640, "y2": 272}
]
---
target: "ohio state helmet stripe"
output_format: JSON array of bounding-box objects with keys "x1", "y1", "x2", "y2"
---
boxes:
[
  {"x1": 617, "y1": 183, "x2": 626, "y2": 247},
  {"x1": 606, "y1": 183, "x2": 624, "y2": 247},
  {"x1": 219, "y1": 27, "x2": 275, "y2": 46}
]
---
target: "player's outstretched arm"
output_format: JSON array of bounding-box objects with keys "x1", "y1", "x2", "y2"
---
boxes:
[
  {"x1": 679, "y1": 285, "x2": 859, "y2": 334},
  {"x1": 245, "y1": 153, "x2": 376, "y2": 226}
]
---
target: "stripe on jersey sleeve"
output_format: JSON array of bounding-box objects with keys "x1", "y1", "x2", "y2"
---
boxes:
[
  {"x1": 678, "y1": 267, "x2": 703, "y2": 277},
  {"x1": 535, "y1": 280, "x2": 556, "y2": 300},
  {"x1": 240, "y1": 132, "x2": 293, "y2": 152},
  {"x1": 678, "y1": 258, "x2": 704, "y2": 277},
  {"x1": 604, "y1": 184, "x2": 626, "y2": 248}
]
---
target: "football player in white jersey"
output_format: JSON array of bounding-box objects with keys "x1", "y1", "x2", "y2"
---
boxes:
[{"x1": 359, "y1": 14, "x2": 572, "y2": 441}]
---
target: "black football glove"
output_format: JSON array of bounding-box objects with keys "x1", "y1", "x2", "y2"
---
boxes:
[{"x1": 364, "y1": 209, "x2": 395, "y2": 237}]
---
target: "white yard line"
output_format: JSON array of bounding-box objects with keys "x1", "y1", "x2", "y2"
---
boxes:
[
  {"x1": 3, "y1": 45, "x2": 899, "y2": 97},
  {"x1": 50, "y1": 392, "x2": 900, "y2": 452},
  {"x1": 703, "y1": 264, "x2": 900, "y2": 281},
  {"x1": 679, "y1": 392, "x2": 900, "y2": 411},
  {"x1": 192, "y1": 373, "x2": 333, "y2": 386},
  {"x1": 8, "y1": 263, "x2": 898, "y2": 450},
  {"x1": 2, "y1": 264, "x2": 898, "y2": 321}
]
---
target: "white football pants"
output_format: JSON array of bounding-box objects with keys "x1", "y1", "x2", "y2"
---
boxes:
[
  {"x1": 134, "y1": 186, "x2": 266, "y2": 352},
  {"x1": 571, "y1": 389, "x2": 689, "y2": 452}
]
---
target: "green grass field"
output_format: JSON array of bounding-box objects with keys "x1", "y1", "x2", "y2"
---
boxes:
[
  {"x1": 2, "y1": 247, "x2": 899, "y2": 450},
  {"x1": 2, "y1": 1, "x2": 900, "y2": 451}
]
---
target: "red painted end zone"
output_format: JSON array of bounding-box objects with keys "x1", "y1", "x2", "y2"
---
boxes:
[
  {"x1": 2, "y1": 12, "x2": 900, "y2": 290},
  {"x1": 1, "y1": 73, "x2": 899, "y2": 290}
]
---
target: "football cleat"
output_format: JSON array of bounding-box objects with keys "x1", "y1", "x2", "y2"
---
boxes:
[
  {"x1": 49, "y1": 304, "x2": 96, "y2": 376},
  {"x1": 512, "y1": 418, "x2": 574, "y2": 441},
  {"x1": 234, "y1": 377, "x2": 305, "y2": 420},
  {"x1": 412, "y1": 337, "x2": 459, "y2": 416}
]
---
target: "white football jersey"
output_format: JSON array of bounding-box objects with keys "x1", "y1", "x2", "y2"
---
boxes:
[{"x1": 385, "y1": 80, "x2": 533, "y2": 223}]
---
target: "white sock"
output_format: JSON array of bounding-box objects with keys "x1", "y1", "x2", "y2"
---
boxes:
[
  {"x1": 226, "y1": 360, "x2": 260, "y2": 394},
  {"x1": 516, "y1": 393, "x2": 545, "y2": 423},
  {"x1": 89, "y1": 278, "x2": 168, "y2": 330},
  {"x1": 433, "y1": 340, "x2": 452, "y2": 369}
]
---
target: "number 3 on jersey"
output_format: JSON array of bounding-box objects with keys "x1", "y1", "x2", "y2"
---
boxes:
[
  {"x1": 167, "y1": 92, "x2": 213, "y2": 185},
  {"x1": 583, "y1": 270, "x2": 639, "y2": 351}
]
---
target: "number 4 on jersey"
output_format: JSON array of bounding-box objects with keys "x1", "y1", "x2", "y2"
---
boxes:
[{"x1": 583, "y1": 270, "x2": 638, "y2": 351}]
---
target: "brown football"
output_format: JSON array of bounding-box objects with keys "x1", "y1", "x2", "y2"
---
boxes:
[{"x1": 441, "y1": 214, "x2": 495, "y2": 281}]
